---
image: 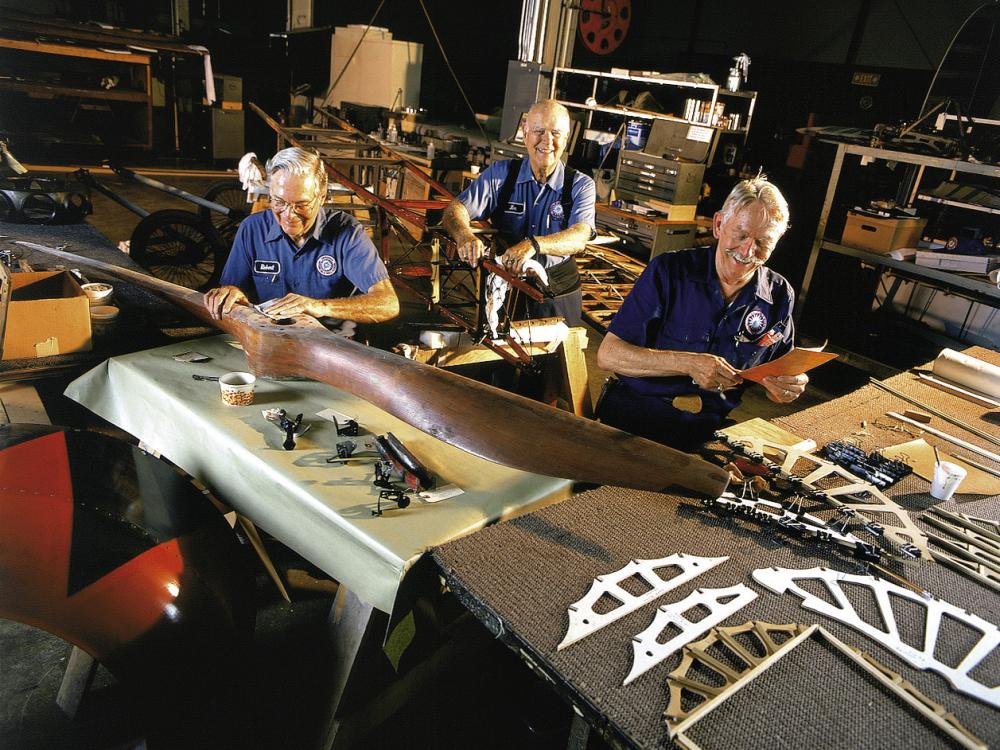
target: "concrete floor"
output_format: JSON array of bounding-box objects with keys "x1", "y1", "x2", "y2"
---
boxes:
[{"x1": 1, "y1": 167, "x2": 860, "y2": 749}]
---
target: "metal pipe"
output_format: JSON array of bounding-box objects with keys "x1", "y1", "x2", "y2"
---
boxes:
[
  {"x1": 870, "y1": 378, "x2": 1000, "y2": 447},
  {"x1": 112, "y1": 165, "x2": 234, "y2": 215},
  {"x1": 536, "y1": 0, "x2": 550, "y2": 64},
  {"x1": 886, "y1": 411, "x2": 1000, "y2": 464},
  {"x1": 74, "y1": 170, "x2": 150, "y2": 218}
]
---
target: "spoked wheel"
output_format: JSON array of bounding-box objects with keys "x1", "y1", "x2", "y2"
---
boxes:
[
  {"x1": 0, "y1": 192, "x2": 14, "y2": 221},
  {"x1": 199, "y1": 180, "x2": 248, "y2": 248},
  {"x1": 129, "y1": 209, "x2": 226, "y2": 291}
]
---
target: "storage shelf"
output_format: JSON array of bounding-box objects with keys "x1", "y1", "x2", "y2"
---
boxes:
[
  {"x1": 916, "y1": 193, "x2": 1000, "y2": 216},
  {"x1": 840, "y1": 143, "x2": 1000, "y2": 178},
  {"x1": 0, "y1": 34, "x2": 152, "y2": 148},
  {"x1": 819, "y1": 240, "x2": 1000, "y2": 301},
  {"x1": 555, "y1": 66, "x2": 718, "y2": 92},
  {"x1": 550, "y1": 66, "x2": 756, "y2": 171},
  {"x1": 0, "y1": 37, "x2": 151, "y2": 65},
  {"x1": 0, "y1": 79, "x2": 149, "y2": 103}
]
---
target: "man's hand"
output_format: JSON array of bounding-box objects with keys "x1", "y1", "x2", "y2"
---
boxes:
[
  {"x1": 686, "y1": 353, "x2": 743, "y2": 392},
  {"x1": 762, "y1": 373, "x2": 809, "y2": 404},
  {"x1": 260, "y1": 293, "x2": 326, "y2": 318},
  {"x1": 455, "y1": 231, "x2": 486, "y2": 266},
  {"x1": 500, "y1": 239, "x2": 536, "y2": 275},
  {"x1": 204, "y1": 285, "x2": 249, "y2": 320}
]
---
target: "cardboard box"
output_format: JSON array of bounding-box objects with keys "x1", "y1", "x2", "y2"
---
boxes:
[
  {"x1": 3, "y1": 271, "x2": 92, "y2": 360},
  {"x1": 914, "y1": 251, "x2": 1000, "y2": 273},
  {"x1": 841, "y1": 212, "x2": 927, "y2": 254}
]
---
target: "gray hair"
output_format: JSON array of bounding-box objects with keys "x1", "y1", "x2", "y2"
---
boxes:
[
  {"x1": 266, "y1": 147, "x2": 328, "y2": 193},
  {"x1": 719, "y1": 175, "x2": 789, "y2": 238}
]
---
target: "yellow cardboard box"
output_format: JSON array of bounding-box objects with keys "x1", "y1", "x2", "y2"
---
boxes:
[
  {"x1": 3, "y1": 271, "x2": 92, "y2": 359},
  {"x1": 841, "y1": 212, "x2": 927, "y2": 254}
]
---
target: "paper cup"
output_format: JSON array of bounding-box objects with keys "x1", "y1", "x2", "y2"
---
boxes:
[
  {"x1": 82, "y1": 282, "x2": 114, "y2": 306},
  {"x1": 930, "y1": 460, "x2": 966, "y2": 501},
  {"x1": 219, "y1": 372, "x2": 256, "y2": 406}
]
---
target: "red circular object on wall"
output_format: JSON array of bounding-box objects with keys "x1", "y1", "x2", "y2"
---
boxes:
[{"x1": 579, "y1": 0, "x2": 631, "y2": 55}]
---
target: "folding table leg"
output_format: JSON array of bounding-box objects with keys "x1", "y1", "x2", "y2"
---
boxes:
[{"x1": 317, "y1": 586, "x2": 388, "y2": 750}]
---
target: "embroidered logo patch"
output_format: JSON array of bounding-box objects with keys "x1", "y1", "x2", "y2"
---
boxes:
[
  {"x1": 253, "y1": 260, "x2": 281, "y2": 275},
  {"x1": 316, "y1": 255, "x2": 337, "y2": 276},
  {"x1": 549, "y1": 202, "x2": 565, "y2": 220},
  {"x1": 743, "y1": 309, "x2": 768, "y2": 337},
  {"x1": 504, "y1": 201, "x2": 525, "y2": 215}
]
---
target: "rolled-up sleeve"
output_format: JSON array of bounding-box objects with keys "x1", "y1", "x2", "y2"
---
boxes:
[{"x1": 568, "y1": 172, "x2": 596, "y2": 233}]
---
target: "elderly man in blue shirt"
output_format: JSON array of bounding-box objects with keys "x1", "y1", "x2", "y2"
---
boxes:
[
  {"x1": 442, "y1": 99, "x2": 596, "y2": 326},
  {"x1": 596, "y1": 176, "x2": 809, "y2": 451},
  {"x1": 204, "y1": 147, "x2": 399, "y2": 324}
]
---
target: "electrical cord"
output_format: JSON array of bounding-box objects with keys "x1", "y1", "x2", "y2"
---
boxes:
[
  {"x1": 323, "y1": 0, "x2": 387, "y2": 109},
  {"x1": 416, "y1": 0, "x2": 490, "y2": 144}
]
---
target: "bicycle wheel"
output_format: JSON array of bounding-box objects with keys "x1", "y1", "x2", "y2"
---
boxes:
[
  {"x1": 199, "y1": 180, "x2": 248, "y2": 247},
  {"x1": 130, "y1": 209, "x2": 225, "y2": 291}
]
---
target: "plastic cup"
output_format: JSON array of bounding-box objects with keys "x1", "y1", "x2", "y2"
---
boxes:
[
  {"x1": 219, "y1": 372, "x2": 256, "y2": 406},
  {"x1": 930, "y1": 460, "x2": 967, "y2": 501}
]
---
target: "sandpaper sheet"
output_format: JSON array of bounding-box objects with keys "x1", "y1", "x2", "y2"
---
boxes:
[{"x1": 740, "y1": 348, "x2": 838, "y2": 383}]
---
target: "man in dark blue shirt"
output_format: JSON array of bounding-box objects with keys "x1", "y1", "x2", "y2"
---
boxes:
[
  {"x1": 204, "y1": 147, "x2": 399, "y2": 323},
  {"x1": 596, "y1": 177, "x2": 808, "y2": 450},
  {"x1": 442, "y1": 99, "x2": 595, "y2": 326}
]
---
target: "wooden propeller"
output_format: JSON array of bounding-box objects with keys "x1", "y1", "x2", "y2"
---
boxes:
[{"x1": 30, "y1": 244, "x2": 730, "y2": 498}]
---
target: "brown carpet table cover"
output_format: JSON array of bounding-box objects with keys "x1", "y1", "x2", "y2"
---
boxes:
[{"x1": 433, "y1": 347, "x2": 999, "y2": 749}]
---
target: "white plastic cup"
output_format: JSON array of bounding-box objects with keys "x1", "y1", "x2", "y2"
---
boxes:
[
  {"x1": 219, "y1": 372, "x2": 256, "y2": 406},
  {"x1": 930, "y1": 460, "x2": 967, "y2": 501}
]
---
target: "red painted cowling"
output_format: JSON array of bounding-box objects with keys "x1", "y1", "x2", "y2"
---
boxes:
[{"x1": 0, "y1": 424, "x2": 255, "y2": 748}]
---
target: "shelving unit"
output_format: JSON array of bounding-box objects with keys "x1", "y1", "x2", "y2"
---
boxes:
[
  {"x1": 797, "y1": 141, "x2": 1000, "y2": 369},
  {"x1": 548, "y1": 66, "x2": 757, "y2": 165},
  {"x1": 0, "y1": 36, "x2": 153, "y2": 148}
]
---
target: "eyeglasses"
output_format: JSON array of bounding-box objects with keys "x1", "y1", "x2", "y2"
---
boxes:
[{"x1": 271, "y1": 194, "x2": 319, "y2": 215}]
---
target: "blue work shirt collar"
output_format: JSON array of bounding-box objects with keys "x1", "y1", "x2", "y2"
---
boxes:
[
  {"x1": 705, "y1": 245, "x2": 775, "y2": 305},
  {"x1": 517, "y1": 158, "x2": 565, "y2": 192},
  {"x1": 263, "y1": 207, "x2": 333, "y2": 246}
]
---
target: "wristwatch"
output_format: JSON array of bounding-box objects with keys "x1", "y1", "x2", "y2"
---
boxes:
[{"x1": 528, "y1": 235, "x2": 541, "y2": 255}]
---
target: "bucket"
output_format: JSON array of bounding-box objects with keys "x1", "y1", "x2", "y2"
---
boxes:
[{"x1": 625, "y1": 120, "x2": 650, "y2": 151}]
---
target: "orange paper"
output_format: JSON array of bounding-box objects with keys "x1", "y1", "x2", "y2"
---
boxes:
[{"x1": 740, "y1": 348, "x2": 838, "y2": 383}]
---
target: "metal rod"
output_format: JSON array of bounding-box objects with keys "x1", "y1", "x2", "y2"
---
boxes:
[
  {"x1": 113, "y1": 165, "x2": 234, "y2": 215},
  {"x1": 871, "y1": 378, "x2": 1000, "y2": 447},
  {"x1": 886, "y1": 411, "x2": 1000, "y2": 464},
  {"x1": 74, "y1": 170, "x2": 150, "y2": 218}
]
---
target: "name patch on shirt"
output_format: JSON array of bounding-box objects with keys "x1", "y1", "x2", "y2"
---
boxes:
[
  {"x1": 757, "y1": 326, "x2": 784, "y2": 347},
  {"x1": 504, "y1": 201, "x2": 525, "y2": 215},
  {"x1": 253, "y1": 260, "x2": 281, "y2": 275},
  {"x1": 316, "y1": 255, "x2": 338, "y2": 276}
]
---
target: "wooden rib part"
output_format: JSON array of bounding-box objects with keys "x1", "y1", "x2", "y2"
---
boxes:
[
  {"x1": 664, "y1": 621, "x2": 806, "y2": 729},
  {"x1": 27, "y1": 244, "x2": 730, "y2": 497},
  {"x1": 667, "y1": 622, "x2": 986, "y2": 750}
]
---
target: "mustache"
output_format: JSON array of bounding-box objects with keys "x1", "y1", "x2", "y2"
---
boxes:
[{"x1": 723, "y1": 248, "x2": 761, "y2": 265}]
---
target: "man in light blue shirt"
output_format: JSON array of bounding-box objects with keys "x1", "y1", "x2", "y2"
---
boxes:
[
  {"x1": 443, "y1": 100, "x2": 595, "y2": 326},
  {"x1": 204, "y1": 147, "x2": 399, "y2": 324}
]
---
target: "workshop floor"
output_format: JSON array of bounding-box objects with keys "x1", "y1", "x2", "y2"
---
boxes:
[{"x1": 1, "y1": 169, "x2": 860, "y2": 749}]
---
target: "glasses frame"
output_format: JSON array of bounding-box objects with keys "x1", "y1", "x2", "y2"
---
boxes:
[{"x1": 270, "y1": 193, "x2": 321, "y2": 216}]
